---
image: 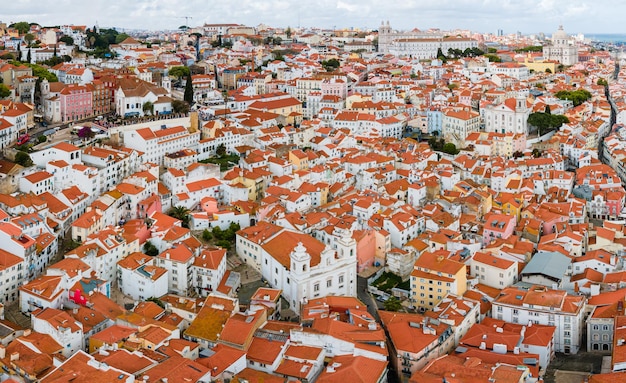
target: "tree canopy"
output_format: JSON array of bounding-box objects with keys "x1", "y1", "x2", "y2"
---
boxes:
[
  {"x1": 172, "y1": 99, "x2": 190, "y2": 114},
  {"x1": 114, "y1": 33, "x2": 130, "y2": 44},
  {"x1": 168, "y1": 206, "x2": 191, "y2": 228},
  {"x1": 554, "y1": 89, "x2": 592, "y2": 107},
  {"x1": 11, "y1": 22, "x2": 30, "y2": 34},
  {"x1": 321, "y1": 58, "x2": 340, "y2": 72},
  {"x1": 11, "y1": 61, "x2": 58, "y2": 82},
  {"x1": 168, "y1": 66, "x2": 190, "y2": 79},
  {"x1": 0, "y1": 84, "x2": 10, "y2": 99},
  {"x1": 527, "y1": 112, "x2": 569, "y2": 135},
  {"x1": 59, "y1": 35, "x2": 74, "y2": 45},
  {"x1": 515, "y1": 45, "x2": 543, "y2": 53},
  {"x1": 15, "y1": 151, "x2": 33, "y2": 167},
  {"x1": 484, "y1": 53, "x2": 502, "y2": 62},
  {"x1": 383, "y1": 296, "x2": 403, "y2": 312}
]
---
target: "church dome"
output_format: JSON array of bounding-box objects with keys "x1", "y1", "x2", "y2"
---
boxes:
[{"x1": 552, "y1": 25, "x2": 568, "y2": 40}]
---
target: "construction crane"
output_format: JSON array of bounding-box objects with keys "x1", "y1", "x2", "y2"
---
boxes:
[{"x1": 177, "y1": 16, "x2": 193, "y2": 30}]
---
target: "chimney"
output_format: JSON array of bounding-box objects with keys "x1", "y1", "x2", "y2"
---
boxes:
[
  {"x1": 143, "y1": 376, "x2": 149, "y2": 382},
  {"x1": 10, "y1": 352, "x2": 19, "y2": 362},
  {"x1": 0, "y1": 346, "x2": 5, "y2": 359},
  {"x1": 23, "y1": 329, "x2": 31, "y2": 336}
]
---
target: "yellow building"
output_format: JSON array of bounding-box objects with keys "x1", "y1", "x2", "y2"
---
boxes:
[
  {"x1": 288, "y1": 149, "x2": 310, "y2": 171},
  {"x1": 522, "y1": 55, "x2": 557, "y2": 74},
  {"x1": 410, "y1": 251, "x2": 467, "y2": 308}
]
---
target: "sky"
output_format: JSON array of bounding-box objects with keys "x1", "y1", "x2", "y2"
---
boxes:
[{"x1": 4, "y1": 0, "x2": 625, "y2": 35}]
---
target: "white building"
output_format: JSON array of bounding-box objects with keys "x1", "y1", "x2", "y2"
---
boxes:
[
  {"x1": 123, "y1": 126, "x2": 200, "y2": 166},
  {"x1": 237, "y1": 223, "x2": 357, "y2": 312},
  {"x1": 483, "y1": 98, "x2": 531, "y2": 135},
  {"x1": 117, "y1": 252, "x2": 169, "y2": 301},
  {"x1": 492, "y1": 285, "x2": 586, "y2": 354},
  {"x1": 31, "y1": 307, "x2": 84, "y2": 357},
  {"x1": 470, "y1": 252, "x2": 518, "y2": 289},
  {"x1": 543, "y1": 25, "x2": 579, "y2": 66},
  {"x1": 442, "y1": 108, "x2": 481, "y2": 147}
]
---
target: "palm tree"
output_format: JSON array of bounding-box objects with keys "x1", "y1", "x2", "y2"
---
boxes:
[{"x1": 168, "y1": 206, "x2": 191, "y2": 228}]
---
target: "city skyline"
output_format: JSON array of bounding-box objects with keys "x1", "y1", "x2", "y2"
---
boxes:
[{"x1": 4, "y1": 0, "x2": 626, "y2": 35}]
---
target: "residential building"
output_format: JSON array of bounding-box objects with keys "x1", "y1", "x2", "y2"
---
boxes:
[
  {"x1": 411, "y1": 251, "x2": 467, "y2": 308},
  {"x1": 492, "y1": 285, "x2": 586, "y2": 354}
]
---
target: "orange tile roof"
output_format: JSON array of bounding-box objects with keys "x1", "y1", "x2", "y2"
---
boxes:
[{"x1": 316, "y1": 355, "x2": 387, "y2": 383}]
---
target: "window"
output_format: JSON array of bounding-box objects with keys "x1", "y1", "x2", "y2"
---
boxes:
[
  {"x1": 339, "y1": 275, "x2": 344, "y2": 283},
  {"x1": 327, "y1": 279, "x2": 332, "y2": 288},
  {"x1": 314, "y1": 283, "x2": 319, "y2": 292}
]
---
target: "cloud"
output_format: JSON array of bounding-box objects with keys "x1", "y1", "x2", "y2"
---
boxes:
[{"x1": 1, "y1": 0, "x2": 622, "y2": 34}]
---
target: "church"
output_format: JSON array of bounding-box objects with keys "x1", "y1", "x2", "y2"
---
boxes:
[{"x1": 542, "y1": 25, "x2": 579, "y2": 66}]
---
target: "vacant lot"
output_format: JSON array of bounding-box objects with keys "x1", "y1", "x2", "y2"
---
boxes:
[{"x1": 544, "y1": 352, "x2": 603, "y2": 383}]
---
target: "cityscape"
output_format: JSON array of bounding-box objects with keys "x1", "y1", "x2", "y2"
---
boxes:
[{"x1": 0, "y1": 13, "x2": 624, "y2": 383}]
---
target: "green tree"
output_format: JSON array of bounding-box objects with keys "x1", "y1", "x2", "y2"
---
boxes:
[
  {"x1": 114, "y1": 33, "x2": 130, "y2": 44},
  {"x1": 321, "y1": 58, "x2": 340, "y2": 72},
  {"x1": 597, "y1": 78, "x2": 608, "y2": 86},
  {"x1": 142, "y1": 101, "x2": 154, "y2": 116},
  {"x1": 202, "y1": 229, "x2": 212, "y2": 242},
  {"x1": 383, "y1": 296, "x2": 402, "y2": 312},
  {"x1": 15, "y1": 151, "x2": 33, "y2": 167},
  {"x1": 484, "y1": 53, "x2": 501, "y2": 62},
  {"x1": 285, "y1": 26, "x2": 292, "y2": 39},
  {"x1": 545, "y1": 68, "x2": 552, "y2": 73},
  {"x1": 59, "y1": 35, "x2": 74, "y2": 45},
  {"x1": 544, "y1": 104, "x2": 551, "y2": 115},
  {"x1": 0, "y1": 84, "x2": 10, "y2": 98},
  {"x1": 172, "y1": 99, "x2": 190, "y2": 114},
  {"x1": 487, "y1": 47, "x2": 498, "y2": 54},
  {"x1": 24, "y1": 33, "x2": 35, "y2": 47},
  {"x1": 436, "y1": 47, "x2": 447, "y2": 62},
  {"x1": 442, "y1": 142, "x2": 459, "y2": 155},
  {"x1": 37, "y1": 135, "x2": 47, "y2": 143},
  {"x1": 168, "y1": 66, "x2": 191, "y2": 79},
  {"x1": 143, "y1": 241, "x2": 159, "y2": 256},
  {"x1": 215, "y1": 240, "x2": 231, "y2": 250},
  {"x1": 216, "y1": 143, "x2": 227, "y2": 157},
  {"x1": 212, "y1": 226, "x2": 223, "y2": 240},
  {"x1": 554, "y1": 89, "x2": 592, "y2": 107},
  {"x1": 184, "y1": 73, "x2": 194, "y2": 105},
  {"x1": 11, "y1": 22, "x2": 30, "y2": 34},
  {"x1": 168, "y1": 206, "x2": 191, "y2": 228},
  {"x1": 146, "y1": 297, "x2": 165, "y2": 308},
  {"x1": 26, "y1": 48, "x2": 31, "y2": 63}
]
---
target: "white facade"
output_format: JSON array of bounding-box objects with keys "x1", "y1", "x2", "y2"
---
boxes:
[
  {"x1": 31, "y1": 308, "x2": 84, "y2": 357},
  {"x1": 543, "y1": 25, "x2": 579, "y2": 66},
  {"x1": 237, "y1": 225, "x2": 357, "y2": 312},
  {"x1": 492, "y1": 286, "x2": 586, "y2": 354},
  {"x1": 483, "y1": 98, "x2": 530, "y2": 135}
]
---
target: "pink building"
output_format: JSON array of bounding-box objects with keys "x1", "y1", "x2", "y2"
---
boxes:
[
  {"x1": 321, "y1": 78, "x2": 347, "y2": 99},
  {"x1": 353, "y1": 229, "x2": 376, "y2": 272},
  {"x1": 482, "y1": 213, "x2": 517, "y2": 246},
  {"x1": 137, "y1": 194, "x2": 162, "y2": 220},
  {"x1": 59, "y1": 84, "x2": 93, "y2": 123}
]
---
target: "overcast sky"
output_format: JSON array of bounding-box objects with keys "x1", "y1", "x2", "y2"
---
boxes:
[{"x1": 4, "y1": 0, "x2": 623, "y2": 35}]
